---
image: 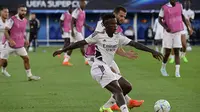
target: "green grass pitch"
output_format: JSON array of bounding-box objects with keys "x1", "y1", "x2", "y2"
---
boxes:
[{"x1": 0, "y1": 46, "x2": 199, "y2": 112}]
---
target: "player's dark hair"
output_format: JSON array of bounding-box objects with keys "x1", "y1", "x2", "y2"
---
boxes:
[
  {"x1": 18, "y1": 4, "x2": 26, "y2": 9},
  {"x1": 102, "y1": 14, "x2": 116, "y2": 25},
  {"x1": 113, "y1": 6, "x2": 127, "y2": 14},
  {"x1": 0, "y1": 6, "x2": 8, "y2": 11}
]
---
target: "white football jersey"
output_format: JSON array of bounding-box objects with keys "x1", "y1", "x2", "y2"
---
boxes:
[
  {"x1": 153, "y1": 18, "x2": 164, "y2": 33},
  {"x1": 183, "y1": 9, "x2": 195, "y2": 20},
  {"x1": 0, "y1": 17, "x2": 8, "y2": 43},
  {"x1": 85, "y1": 31, "x2": 131, "y2": 66}
]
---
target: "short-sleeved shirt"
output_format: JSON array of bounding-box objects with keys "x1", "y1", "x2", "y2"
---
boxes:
[{"x1": 85, "y1": 31, "x2": 131, "y2": 66}]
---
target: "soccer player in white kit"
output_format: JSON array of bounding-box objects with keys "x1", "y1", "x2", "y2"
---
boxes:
[
  {"x1": 153, "y1": 18, "x2": 164, "y2": 54},
  {"x1": 0, "y1": 7, "x2": 10, "y2": 77},
  {"x1": 53, "y1": 14, "x2": 163, "y2": 112},
  {"x1": 89, "y1": 7, "x2": 144, "y2": 111}
]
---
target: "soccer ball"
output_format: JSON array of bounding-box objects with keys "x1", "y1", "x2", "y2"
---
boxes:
[
  {"x1": 154, "y1": 99, "x2": 171, "y2": 112},
  {"x1": 28, "y1": 47, "x2": 33, "y2": 52}
]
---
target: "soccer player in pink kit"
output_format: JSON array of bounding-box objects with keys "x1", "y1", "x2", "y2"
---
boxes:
[
  {"x1": 0, "y1": 4, "x2": 40, "y2": 81},
  {"x1": 60, "y1": 5, "x2": 73, "y2": 65},
  {"x1": 86, "y1": 7, "x2": 144, "y2": 112},
  {"x1": 64, "y1": 0, "x2": 93, "y2": 65},
  {"x1": 159, "y1": 0, "x2": 192, "y2": 77}
]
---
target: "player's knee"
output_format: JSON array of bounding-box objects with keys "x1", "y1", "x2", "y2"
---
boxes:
[
  {"x1": 174, "y1": 49, "x2": 179, "y2": 55},
  {"x1": 23, "y1": 57, "x2": 29, "y2": 63},
  {"x1": 126, "y1": 83, "x2": 132, "y2": 93}
]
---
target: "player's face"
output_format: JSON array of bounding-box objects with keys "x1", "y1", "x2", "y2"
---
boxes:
[
  {"x1": 1, "y1": 9, "x2": 9, "y2": 19},
  {"x1": 169, "y1": 0, "x2": 176, "y2": 6},
  {"x1": 105, "y1": 18, "x2": 117, "y2": 34},
  {"x1": 31, "y1": 14, "x2": 36, "y2": 19},
  {"x1": 18, "y1": 7, "x2": 27, "y2": 18},
  {"x1": 80, "y1": 0, "x2": 86, "y2": 9},
  {"x1": 114, "y1": 10, "x2": 127, "y2": 24}
]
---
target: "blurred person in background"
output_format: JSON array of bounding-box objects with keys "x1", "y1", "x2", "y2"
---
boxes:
[
  {"x1": 60, "y1": 5, "x2": 73, "y2": 65},
  {"x1": 0, "y1": 6, "x2": 10, "y2": 77},
  {"x1": 27, "y1": 13, "x2": 40, "y2": 52},
  {"x1": 153, "y1": 18, "x2": 164, "y2": 54},
  {"x1": 124, "y1": 26, "x2": 134, "y2": 40}
]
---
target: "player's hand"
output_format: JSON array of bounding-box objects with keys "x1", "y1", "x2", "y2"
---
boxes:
[
  {"x1": 166, "y1": 28, "x2": 171, "y2": 32},
  {"x1": 8, "y1": 39, "x2": 16, "y2": 47},
  {"x1": 125, "y1": 50, "x2": 138, "y2": 59},
  {"x1": 53, "y1": 50, "x2": 63, "y2": 57},
  {"x1": 61, "y1": 30, "x2": 64, "y2": 34},
  {"x1": 24, "y1": 40, "x2": 29, "y2": 47},
  {"x1": 188, "y1": 27, "x2": 194, "y2": 36},
  {"x1": 152, "y1": 51, "x2": 163, "y2": 61}
]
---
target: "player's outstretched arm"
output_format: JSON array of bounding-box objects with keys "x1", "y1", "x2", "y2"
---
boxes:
[
  {"x1": 127, "y1": 41, "x2": 163, "y2": 61},
  {"x1": 53, "y1": 40, "x2": 88, "y2": 57}
]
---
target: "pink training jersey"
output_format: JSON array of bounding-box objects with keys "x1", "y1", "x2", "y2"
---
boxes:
[
  {"x1": 85, "y1": 25, "x2": 123, "y2": 56},
  {"x1": 162, "y1": 2, "x2": 184, "y2": 33},
  {"x1": 63, "y1": 12, "x2": 72, "y2": 32},
  {"x1": 72, "y1": 8, "x2": 86, "y2": 33},
  {"x1": 3, "y1": 16, "x2": 27, "y2": 48}
]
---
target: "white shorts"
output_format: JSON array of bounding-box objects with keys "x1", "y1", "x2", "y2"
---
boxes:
[
  {"x1": 154, "y1": 31, "x2": 163, "y2": 40},
  {"x1": 70, "y1": 28, "x2": 84, "y2": 43},
  {"x1": 62, "y1": 31, "x2": 71, "y2": 39},
  {"x1": 91, "y1": 60, "x2": 122, "y2": 88},
  {"x1": 163, "y1": 31, "x2": 182, "y2": 49},
  {"x1": 1, "y1": 41, "x2": 28, "y2": 59}
]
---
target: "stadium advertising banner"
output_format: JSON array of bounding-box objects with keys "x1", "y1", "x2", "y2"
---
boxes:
[{"x1": 1, "y1": 0, "x2": 200, "y2": 12}]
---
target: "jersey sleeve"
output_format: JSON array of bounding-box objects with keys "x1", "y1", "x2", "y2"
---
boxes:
[
  {"x1": 85, "y1": 32, "x2": 99, "y2": 44},
  {"x1": 60, "y1": 14, "x2": 65, "y2": 21},
  {"x1": 118, "y1": 34, "x2": 131, "y2": 46},
  {"x1": 95, "y1": 20, "x2": 104, "y2": 32},
  {"x1": 159, "y1": 8, "x2": 164, "y2": 17},
  {"x1": 72, "y1": 9, "x2": 79, "y2": 19},
  {"x1": 6, "y1": 18, "x2": 14, "y2": 30},
  {"x1": 191, "y1": 11, "x2": 195, "y2": 19}
]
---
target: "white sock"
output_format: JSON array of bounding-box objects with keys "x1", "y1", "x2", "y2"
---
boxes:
[
  {"x1": 160, "y1": 47, "x2": 164, "y2": 54},
  {"x1": 84, "y1": 56, "x2": 87, "y2": 62},
  {"x1": 120, "y1": 104, "x2": 129, "y2": 112},
  {"x1": 2, "y1": 67, "x2": 6, "y2": 72},
  {"x1": 170, "y1": 55, "x2": 175, "y2": 59},
  {"x1": 155, "y1": 46, "x2": 159, "y2": 52},
  {"x1": 63, "y1": 53, "x2": 70, "y2": 62},
  {"x1": 175, "y1": 65, "x2": 180, "y2": 74},
  {"x1": 162, "y1": 62, "x2": 166, "y2": 69},
  {"x1": 125, "y1": 95, "x2": 131, "y2": 104},
  {"x1": 26, "y1": 69, "x2": 33, "y2": 77},
  {"x1": 103, "y1": 95, "x2": 116, "y2": 108},
  {"x1": 182, "y1": 52, "x2": 186, "y2": 57}
]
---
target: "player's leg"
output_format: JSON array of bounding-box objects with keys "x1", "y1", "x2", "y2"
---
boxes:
[
  {"x1": 181, "y1": 34, "x2": 188, "y2": 62},
  {"x1": 62, "y1": 38, "x2": 73, "y2": 66},
  {"x1": 27, "y1": 33, "x2": 34, "y2": 52},
  {"x1": 16, "y1": 47, "x2": 40, "y2": 81},
  {"x1": 118, "y1": 77, "x2": 144, "y2": 109},
  {"x1": 0, "y1": 42, "x2": 13, "y2": 77},
  {"x1": 161, "y1": 31, "x2": 172, "y2": 76},
  {"x1": 105, "y1": 81, "x2": 129, "y2": 112},
  {"x1": 154, "y1": 39, "x2": 159, "y2": 52},
  {"x1": 169, "y1": 49, "x2": 175, "y2": 64},
  {"x1": 173, "y1": 33, "x2": 182, "y2": 77},
  {"x1": 32, "y1": 34, "x2": 37, "y2": 52},
  {"x1": 76, "y1": 32, "x2": 88, "y2": 64}
]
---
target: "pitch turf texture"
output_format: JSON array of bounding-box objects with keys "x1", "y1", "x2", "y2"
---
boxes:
[{"x1": 0, "y1": 46, "x2": 199, "y2": 112}]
